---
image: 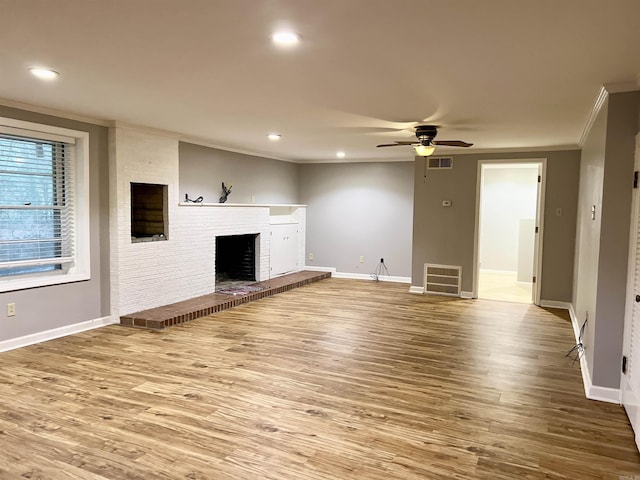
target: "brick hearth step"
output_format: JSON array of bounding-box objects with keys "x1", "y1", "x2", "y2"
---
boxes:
[{"x1": 120, "y1": 270, "x2": 331, "y2": 330}]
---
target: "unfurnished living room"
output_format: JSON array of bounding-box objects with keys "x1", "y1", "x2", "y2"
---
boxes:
[{"x1": 1, "y1": 1, "x2": 640, "y2": 478}]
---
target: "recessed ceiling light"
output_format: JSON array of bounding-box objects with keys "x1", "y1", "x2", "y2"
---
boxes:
[
  {"x1": 29, "y1": 68, "x2": 59, "y2": 80},
  {"x1": 336, "y1": 151, "x2": 346, "y2": 158},
  {"x1": 267, "y1": 133, "x2": 282, "y2": 141},
  {"x1": 271, "y1": 31, "x2": 301, "y2": 46}
]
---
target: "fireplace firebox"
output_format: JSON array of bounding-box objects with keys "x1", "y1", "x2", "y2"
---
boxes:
[{"x1": 215, "y1": 234, "x2": 258, "y2": 286}]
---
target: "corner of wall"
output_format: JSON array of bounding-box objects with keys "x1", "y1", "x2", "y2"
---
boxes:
[{"x1": 567, "y1": 303, "x2": 620, "y2": 404}]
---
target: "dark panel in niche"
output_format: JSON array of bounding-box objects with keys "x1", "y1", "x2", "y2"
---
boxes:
[{"x1": 131, "y1": 182, "x2": 168, "y2": 242}]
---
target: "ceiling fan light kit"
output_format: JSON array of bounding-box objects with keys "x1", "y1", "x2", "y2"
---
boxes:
[
  {"x1": 376, "y1": 125, "x2": 472, "y2": 157},
  {"x1": 414, "y1": 144, "x2": 436, "y2": 156}
]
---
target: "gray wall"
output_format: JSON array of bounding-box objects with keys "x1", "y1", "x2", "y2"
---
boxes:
[
  {"x1": 412, "y1": 150, "x2": 580, "y2": 301},
  {"x1": 573, "y1": 98, "x2": 607, "y2": 382},
  {"x1": 179, "y1": 142, "x2": 300, "y2": 205},
  {"x1": 574, "y1": 90, "x2": 640, "y2": 389},
  {"x1": 299, "y1": 162, "x2": 414, "y2": 278},
  {"x1": 0, "y1": 106, "x2": 109, "y2": 341}
]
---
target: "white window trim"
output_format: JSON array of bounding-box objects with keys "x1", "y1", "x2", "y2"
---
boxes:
[{"x1": 0, "y1": 117, "x2": 90, "y2": 292}]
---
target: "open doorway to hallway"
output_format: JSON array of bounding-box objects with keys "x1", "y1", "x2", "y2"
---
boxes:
[{"x1": 475, "y1": 161, "x2": 544, "y2": 304}]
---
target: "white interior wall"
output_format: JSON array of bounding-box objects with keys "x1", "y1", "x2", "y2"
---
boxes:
[{"x1": 479, "y1": 165, "x2": 538, "y2": 272}]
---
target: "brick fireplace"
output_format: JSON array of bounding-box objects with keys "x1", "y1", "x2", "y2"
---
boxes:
[{"x1": 109, "y1": 126, "x2": 306, "y2": 319}]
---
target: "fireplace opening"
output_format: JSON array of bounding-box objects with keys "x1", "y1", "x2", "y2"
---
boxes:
[{"x1": 215, "y1": 233, "x2": 258, "y2": 289}]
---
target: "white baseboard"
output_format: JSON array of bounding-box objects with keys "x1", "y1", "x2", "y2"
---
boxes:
[
  {"x1": 539, "y1": 299, "x2": 572, "y2": 310},
  {"x1": 460, "y1": 291, "x2": 473, "y2": 299},
  {"x1": 567, "y1": 304, "x2": 620, "y2": 404},
  {"x1": 0, "y1": 315, "x2": 116, "y2": 353},
  {"x1": 332, "y1": 271, "x2": 411, "y2": 284},
  {"x1": 303, "y1": 266, "x2": 337, "y2": 274},
  {"x1": 307, "y1": 265, "x2": 411, "y2": 284},
  {"x1": 588, "y1": 384, "x2": 621, "y2": 403},
  {"x1": 568, "y1": 303, "x2": 580, "y2": 338},
  {"x1": 332, "y1": 272, "x2": 371, "y2": 280},
  {"x1": 377, "y1": 275, "x2": 411, "y2": 284}
]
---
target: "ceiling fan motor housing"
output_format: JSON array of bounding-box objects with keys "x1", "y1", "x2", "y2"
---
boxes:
[{"x1": 416, "y1": 125, "x2": 438, "y2": 145}]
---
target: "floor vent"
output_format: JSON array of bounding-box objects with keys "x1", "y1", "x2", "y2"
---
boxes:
[{"x1": 424, "y1": 264, "x2": 461, "y2": 296}]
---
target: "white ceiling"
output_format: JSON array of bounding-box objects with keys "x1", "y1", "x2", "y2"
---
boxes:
[{"x1": 1, "y1": 0, "x2": 639, "y2": 163}]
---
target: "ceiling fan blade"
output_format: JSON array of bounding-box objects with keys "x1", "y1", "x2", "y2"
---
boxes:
[
  {"x1": 433, "y1": 140, "x2": 473, "y2": 148},
  {"x1": 376, "y1": 141, "x2": 416, "y2": 147}
]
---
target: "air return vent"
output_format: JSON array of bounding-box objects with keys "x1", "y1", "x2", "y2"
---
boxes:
[
  {"x1": 426, "y1": 157, "x2": 453, "y2": 169},
  {"x1": 424, "y1": 263, "x2": 461, "y2": 296}
]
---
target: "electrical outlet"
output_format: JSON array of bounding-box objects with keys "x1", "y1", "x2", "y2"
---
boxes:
[
  {"x1": 359, "y1": 256, "x2": 365, "y2": 263},
  {"x1": 7, "y1": 303, "x2": 16, "y2": 317},
  {"x1": 309, "y1": 253, "x2": 314, "y2": 261}
]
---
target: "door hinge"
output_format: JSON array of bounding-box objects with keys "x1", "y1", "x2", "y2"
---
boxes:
[
  {"x1": 634, "y1": 171, "x2": 639, "y2": 189},
  {"x1": 535, "y1": 226, "x2": 539, "y2": 233},
  {"x1": 623, "y1": 355, "x2": 628, "y2": 374},
  {"x1": 532, "y1": 276, "x2": 537, "y2": 283},
  {"x1": 538, "y1": 175, "x2": 541, "y2": 183}
]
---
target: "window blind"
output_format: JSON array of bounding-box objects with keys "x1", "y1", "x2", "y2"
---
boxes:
[{"x1": 0, "y1": 133, "x2": 75, "y2": 276}]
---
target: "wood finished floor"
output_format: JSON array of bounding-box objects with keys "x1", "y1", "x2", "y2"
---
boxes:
[{"x1": 1, "y1": 278, "x2": 639, "y2": 479}]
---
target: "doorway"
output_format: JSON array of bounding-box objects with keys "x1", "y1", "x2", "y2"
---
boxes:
[{"x1": 474, "y1": 161, "x2": 545, "y2": 304}]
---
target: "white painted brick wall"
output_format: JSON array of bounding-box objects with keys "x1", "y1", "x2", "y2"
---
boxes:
[{"x1": 109, "y1": 126, "x2": 305, "y2": 317}]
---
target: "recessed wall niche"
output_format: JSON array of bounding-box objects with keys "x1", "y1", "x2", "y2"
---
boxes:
[{"x1": 131, "y1": 182, "x2": 168, "y2": 242}]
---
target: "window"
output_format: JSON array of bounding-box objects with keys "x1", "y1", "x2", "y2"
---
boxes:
[{"x1": 0, "y1": 118, "x2": 90, "y2": 292}]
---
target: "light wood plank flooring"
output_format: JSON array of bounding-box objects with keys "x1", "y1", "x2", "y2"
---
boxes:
[
  {"x1": 478, "y1": 270, "x2": 532, "y2": 304},
  {"x1": 1, "y1": 278, "x2": 639, "y2": 479}
]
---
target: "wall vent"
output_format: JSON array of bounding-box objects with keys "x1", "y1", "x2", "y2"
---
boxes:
[
  {"x1": 426, "y1": 156, "x2": 453, "y2": 169},
  {"x1": 424, "y1": 263, "x2": 461, "y2": 296}
]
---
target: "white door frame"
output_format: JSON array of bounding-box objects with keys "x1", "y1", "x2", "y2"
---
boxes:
[
  {"x1": 621, "y1": 132, "x2": 640, "y2": 451},
  {"x1": 472, "y1": 158, "x2": 547, "y2": 304}
]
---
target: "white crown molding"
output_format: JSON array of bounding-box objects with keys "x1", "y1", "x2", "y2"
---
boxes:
[
  {"x1": 603, "y1": 81, "x2": 640, "y2": 94},
  {"x1": 0, "y1": 97, "x2": 598, "y2": 166},
  {"x1": 448, "y1": 145, "x2": 580, "y2": 156},
  {"x1": 579, "y1": 86, "x2": 608, "y2": 148},
  {"x1": 297, "y1": 155, "x2": 415, "y2": 164},
  {"x1": 110, "y1": 120, "x2": 187, "y2": 140},
  {"x1": 0, "y1": 97, "x2": 111, "y2": 127},
  {"x1": 178, "y1": 134, "x2": 293, "y2": 163}
]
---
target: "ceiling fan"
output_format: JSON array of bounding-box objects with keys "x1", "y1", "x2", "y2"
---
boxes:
[{"x1": 376, "y1": 125, "x2": 473, "y2": 156}]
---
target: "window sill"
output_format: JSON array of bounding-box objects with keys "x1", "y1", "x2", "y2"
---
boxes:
[{"x1": 0, "y1": 272, "x2": 90, "y2": 293}]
